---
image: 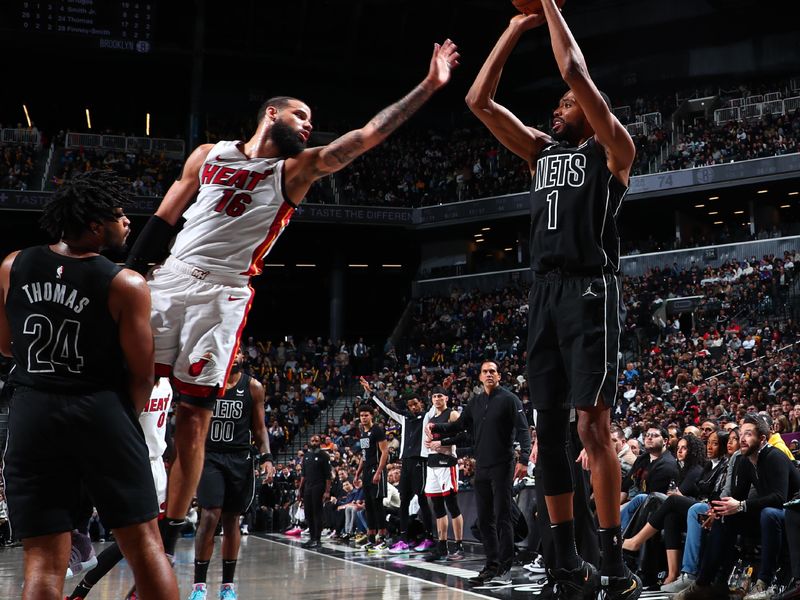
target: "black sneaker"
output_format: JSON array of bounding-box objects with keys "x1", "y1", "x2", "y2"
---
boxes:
[
  {"x1": 469, "y1": 565, "x2": 499, "y2": 585},
  {"x1": 549, "y1": 561, "x2": 598, "y2": 600},
  {"x1": 598, "y1": 569, "x2": 642, "y2": 600}
]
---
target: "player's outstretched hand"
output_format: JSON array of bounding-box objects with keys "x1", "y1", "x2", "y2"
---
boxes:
[
  {"x1": 359, "y1": 376, "x2": 372, "y2": 396},
  {"x1": 425, "y1": 39, "x2": 460, "y2": 90},
  {"x1": 510, "y1": 12, "x2": 547, "y2": 32}
]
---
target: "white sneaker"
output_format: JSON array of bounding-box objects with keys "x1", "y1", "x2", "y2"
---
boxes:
[
  {"x1": 523, "y1": 555, "x2": 546, "y2": 574},
  {"x1": 660, "y1": 572, "x2": 696, "y2": 594}
]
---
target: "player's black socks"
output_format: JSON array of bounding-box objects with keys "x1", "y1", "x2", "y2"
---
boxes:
[
  {"x1": 598, "y1": 526, "x2": 626, "y2": 577},
  {"x1": 194, "y1": 559, "x2": 210, "y2": 584},
  {"x1": 222, "y1": 559, "x2": 237, "y2": 584},
  {"x1": 82, "y1": 542, "x2": 124, "y2": 587},
  {"x1": 67, "y1": 581, "x2": 93, "y2": 599},
  {"x1": 160, "y1": 518, "x2": 185, "y2": 556},
  {"x1": 551, "y1": 520, "x2": 580, "y2": 570}
]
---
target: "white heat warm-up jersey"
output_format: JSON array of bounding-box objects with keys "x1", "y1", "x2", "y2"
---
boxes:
[
  {"x1": 169, "y1": 140, "x2": 296, "y2": 277},
  {"x1": 139, "y1": 377, "x2": 173, "y2": 460}
]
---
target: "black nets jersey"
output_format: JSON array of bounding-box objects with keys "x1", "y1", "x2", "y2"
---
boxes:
[
  {"x1": 530, "y1": 138, "x2": 628, "y2": 273},
  {"x1": 6, "y1": 246, "x2": 124, "y2": 393},
  {"x1": 359, "y1": 424, "x2": 386, "y2": 468},
  {"x1": 206, "y1": 373, "x2": 252, "y2": 452}
]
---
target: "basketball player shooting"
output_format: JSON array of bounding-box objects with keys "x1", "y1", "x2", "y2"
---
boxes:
[
  {"x1": 465, "y1": 2, "x2": 638, "y2": 599},
  {"x1": 123, "y1": 39, "x2": 460, "y2": 560}
]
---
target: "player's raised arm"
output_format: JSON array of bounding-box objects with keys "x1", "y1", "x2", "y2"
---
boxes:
[
  {"x1": 283, "y1": 39, "x2": 460, "y2": 201},
  {"x1": 124, "y1": 144, "x2": 213, "y2": 275},
  {"x1": 539, "y1": 0, "x2": 634, "y2": 181},
  {"x1": 465, "y1": 14, "x2": 551, "y2": 167}
]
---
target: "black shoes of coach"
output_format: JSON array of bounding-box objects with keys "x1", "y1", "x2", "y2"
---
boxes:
[
  {"x1": 301, "y1": 539, "x2": 321, "y2": 549},
  {"x1": 598, "y1": 569, "x2": 642, "y2": 600},
  {"x1": 468, "y1": 564, "x2": 499, "y2": 585},
  {"x1": 549, "y1": 560, "x2": 599, "y2": 600}
]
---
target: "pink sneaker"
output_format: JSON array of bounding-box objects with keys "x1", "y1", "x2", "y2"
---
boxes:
[
  {"x1": 388, "y1": 540, "x2": 411, "y2": 554},
  {"x1": 285, "y1": 527, "x2": 302, "y2": 536},
  {"x1": 414, "y1": 539, "x2": 435, "y2": 552}
]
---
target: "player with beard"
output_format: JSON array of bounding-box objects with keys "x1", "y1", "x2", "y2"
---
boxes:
[
  {"x1": 123, "y1": 39, "x2": 460, "y2": 560},
  {"x1": 465, "y1": 3, "x2": 637, "y2": 598}
]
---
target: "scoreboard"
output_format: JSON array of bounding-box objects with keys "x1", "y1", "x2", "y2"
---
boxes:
[{"x1": 2, "y1": 0, "x2": 154, "y2": 52}]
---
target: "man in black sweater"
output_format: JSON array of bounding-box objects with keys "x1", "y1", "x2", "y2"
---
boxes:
[
  {"x1": 677, "y1": 414, "x2": 800, "y2": 600},
  {"x1": 426, "y1": 360, "x2": 531, "y2": 584}
]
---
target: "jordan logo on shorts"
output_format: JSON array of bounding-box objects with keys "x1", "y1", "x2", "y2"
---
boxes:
[{"x1": 582, "y1": 284, "x2": 597, "y2": 297}]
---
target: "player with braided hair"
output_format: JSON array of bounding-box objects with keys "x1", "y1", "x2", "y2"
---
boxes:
[{"x1": 0, "y1": 170, "x2": 178, "y2": 600}]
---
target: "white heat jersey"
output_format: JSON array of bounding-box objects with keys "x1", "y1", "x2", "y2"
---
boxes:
[
  {"x1": 169, "y1": 140, "x2": 296, "y2": 277},
  {"x1": 139, "y1": 377, "x2": 173, "y2": 460}
]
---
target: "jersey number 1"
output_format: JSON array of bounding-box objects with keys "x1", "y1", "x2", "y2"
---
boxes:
[
  {"x1": 23, "y1": 314, "x2": 84, "y2": 374},
  {"x1": 546, "y1": 190, "x2": 559, "y2": 230}
]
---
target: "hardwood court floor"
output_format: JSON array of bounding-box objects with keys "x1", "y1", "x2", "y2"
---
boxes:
[{"x1": 0, "y1": 533, "x2": 670, "y2": 599}]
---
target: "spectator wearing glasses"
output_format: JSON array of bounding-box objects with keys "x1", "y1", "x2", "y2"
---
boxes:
[
  {"x1": 676, "y1": 414, "x2": 800, "y2": 600},
  {"x1": 620, "y1": 426, "x2": 679, "y2": 532}
]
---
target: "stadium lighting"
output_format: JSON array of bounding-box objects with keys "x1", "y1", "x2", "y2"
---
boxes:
[
  {"x1": 757, "y1": 189, "x2": 768, "y2": 194},
  {"x1": 694, "y1": 204, "x2": 705, "y2": 208},
  {"x1": 713, "y1": 221, "x2": 723, "y2": 225},
  {"x1": 473, "y1": 233, "x2": 483, "y2": 237},
  {"x1": 780, "y1": 205, "x2": 791, "y2": 209},
  {"x1": 85, "y1": 108, "x2": 92, "y2": 130},
  {"x1": 264, "y1": 263, "x2": 285, "y2": 267},
  {"x1": 146, "y1": 113, "x2": 151, "y2": 136},
  {"x1": 504, "y1": 247, "x2": 513, "y2": 251},
  {"x1": 348, "y1": 264, "x2": 368, "y2": 268},
  {"x1": 22, "y1": 104, "x2": 32, "y2": 128},
  {"x1": 296, "y1": 264, "x2": 316, "y2": 267},
  {"x1": 734, "y1": 210, "x2": 744, "y2": 215},
  {"x1": 708, "y1": 196, "x2": 719, "y2": 200},
  {"x1": 476, "y1": 239, "x2": 485, "y2": 243},
  {"x1": 481, "y1": 227, "x2": 491, "y2": 231},
  {"x1": 708, "y1": 211, "x2": 718, "y2": 215},
  {"x1": 382, "y1": 264, "x2": 402, "y2": 268},
  {"x1": 789, "y1": 192, "x2": 799, "y2": 196}
]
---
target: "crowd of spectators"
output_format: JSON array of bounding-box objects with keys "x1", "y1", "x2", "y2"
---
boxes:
[
  {"x1": 248, "y1": 247, "x2": 798, "y2": 526},
  {"x1": 0, "y1": 142, "x2": 38, "y2": 191},
  {"x1": 661, "y1": 110, "x2": 800, "y2": 172},
  {"x1": 52, "y1": 147, "x2": 183, "y2": 197}
]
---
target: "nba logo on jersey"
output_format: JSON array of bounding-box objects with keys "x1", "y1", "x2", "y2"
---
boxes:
[{"x1": 56, "y1": 265, "x2": 63, "y2": 279}]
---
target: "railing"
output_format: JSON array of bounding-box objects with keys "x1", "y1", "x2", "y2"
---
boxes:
[
  {"x1": 65, "y1": 132, "x2": 185, "y2": 158},
  {"x1": 412, "y1": 235, "x2": 800, "y2": 297},
  {"x1": 714, "y1": 95, "x2": 800, "y2": 125},
  {"x1": 625, "y1": 111, "x2": 663, "y2": 137},
  {"x1": 1, "y1": 128, "x2": 41, "y2": 145}
]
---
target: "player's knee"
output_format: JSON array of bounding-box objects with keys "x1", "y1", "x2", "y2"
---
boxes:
[
  {"x1": 431, "y1": 496, "x2": 447, "y2": 519},
  {"x1": 444, "y1": 494, "x2": 460, "y2": 518},
  {"x1": 577, "y1": 409, "x2": 611, "y2": 453}
]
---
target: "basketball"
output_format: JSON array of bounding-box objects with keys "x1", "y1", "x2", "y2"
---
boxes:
[{"x1": 512, "y1": 0, "x2": 566, "y2": 15}]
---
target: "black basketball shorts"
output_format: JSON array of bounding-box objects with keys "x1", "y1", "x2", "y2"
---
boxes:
[
  {"x1": 196, "y1": 450, "x2": 255, "y2": 513},
  {"x1": 526, "y1": 271, "x2": 625, "y2": 410},
  {"x1": 3, "y1": 386, "x2": 159, "y2": 540}
]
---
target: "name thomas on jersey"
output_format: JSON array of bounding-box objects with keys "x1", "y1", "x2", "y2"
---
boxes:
[{"x1": 18, "y1": 281, "x2": 90, "y2": 314}]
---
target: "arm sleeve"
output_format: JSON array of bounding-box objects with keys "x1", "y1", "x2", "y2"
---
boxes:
[
  {"x1": 124, "y1": 215, "x2": 181, "y2": 275},
  {"x1": 371, "y1": 394, "x2": 406, "y2": 424}
]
